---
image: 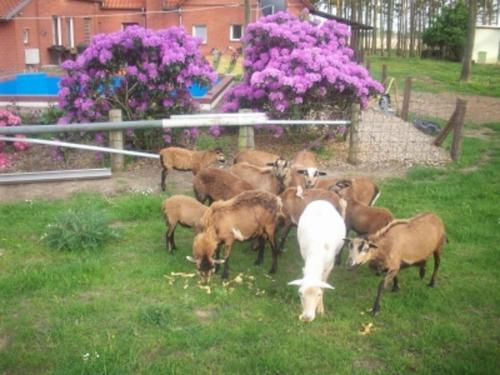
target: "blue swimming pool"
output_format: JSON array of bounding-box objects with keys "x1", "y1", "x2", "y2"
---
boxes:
[{"x1": 0, "y1": 72, "x2": 217, "y2": 98}]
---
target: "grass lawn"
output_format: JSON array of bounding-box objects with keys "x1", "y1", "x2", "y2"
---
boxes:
[
  {"x1": 1, "y1": 125, "x2": 499, "y2": 374},
  {"x1": 367, "y1": 55, "x2": 500, "y2": 97}
]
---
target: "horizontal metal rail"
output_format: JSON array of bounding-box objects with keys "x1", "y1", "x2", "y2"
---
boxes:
[
  {"x1": 0, "y1": 168, "x2": 112, "y2": 185},
  {"x1": 0, "y1": 136, "x2": 159, "y2": 159},
  {"x1": 0, "y1": 113, "x2": 350, "y2": 135}
]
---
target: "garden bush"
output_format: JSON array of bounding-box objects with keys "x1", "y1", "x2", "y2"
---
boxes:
[
  {"x1": 42, "y1": 209, "x2": 118, "y2": 251},
  {"x1": 0, "y1": 109, "x2": 30, "y2": 169},
  {"x1": 223, "y1": 11, "x2": 383, "y2": 136}
]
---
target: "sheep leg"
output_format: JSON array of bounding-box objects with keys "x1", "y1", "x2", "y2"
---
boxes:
[
  {"x1": 268, "y1": 236, "x2": 279, "y2": 274},
  {"x1": 221, "y1": 242, "x2": 233, "y2": 280},
  {"x1": 254, "y1": 237, "x2": 265, "y2": 266},
  {"x1": 166, "y1": 223, "x2": 177, "y2": 252},
  {"x1": 277, "y1": 221, "x2": 292, "y2": 252},
  {"x1": 428, "y1": 252, "x2": 441, "y2": 288},
  {"x1": 214, "y1": 245, "x2": 222, "y2": 273},
  {"x1": 161, "y1": 168, "x2": 168, "y2": 191},
  {"x1": 371, "y1": 269, "x2": 398, "y2": 315},
  {"x1": 419, "y1": 261, "x2": 427, "y2": 279},
  {"x1": 391, "y1": 276, "x2": 400, "y2": 292}
]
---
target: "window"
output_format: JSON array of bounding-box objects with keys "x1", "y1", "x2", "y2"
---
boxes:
[
  {"x1": 22, "y1": 28, "x2": 29, "y2": 44},
  {"x1": 230, "y1": 25, "x2": 243, "y2": 41},
  {"x1": 122, "y1": 22, "x2": 139, "y2": 30},
  {"x1": 52, "y1": 16, "x2": 62, "y2": 45},
  {"x1": 260, "y1": 0, "x2": 286, "y2": 16},
  {"x1": 66, "y1": 17, "x2": 74, "y2": 49},
  {"x1": 192, "y1": 25, "x2": 207, "y2": 44}
]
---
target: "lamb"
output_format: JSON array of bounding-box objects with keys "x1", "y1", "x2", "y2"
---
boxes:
[
  {"x1": 193, "y1": 167, "x2": 254, "y2": 204},
  {"x1": 278, "y1": 186, "x2": 346, "y2": 251},
  {"x1": 162, "y1": 195, "x2": 208, "y2": 253},
  {"x1": 229, "y1": 162, "x2": 286, "y2": 195},
  {"x1": 288, "y1": 200, "x2": 346, "y2": 322},
  {"x1": 187, "y1": 190, "x2": 283, "y2": 283},
  {"x1": 290, "y1": 150, "x2": 326, "y2": 189},
  {"x1": 159, "y1": 146, "x2": 226, "y2": 191},
  {"x1": 233, "y1": 149, "x2": 280, "y2": 166},
  {"x1": 345, "y1": 212, "x2": 446, "y2": 315},
  {"x1": 329, "y1": 177, "x2": 380, "y2": 206}
]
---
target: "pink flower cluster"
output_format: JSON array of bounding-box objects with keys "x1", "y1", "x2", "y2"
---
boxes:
[
  {"x1": 0, "y1": 109, "x2": 29, "y2": 169},
  {"x1": 223, "y1": 12, "x2": 383, "y2": 119},
  {"x1": 59, "y1": 26, "x2": 217, "y2": 124}
]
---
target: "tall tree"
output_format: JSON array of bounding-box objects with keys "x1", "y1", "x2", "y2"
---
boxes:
[
  {"x1": 387, "y1": 0, "x2": 394, "y2": 56},
  {"x1": 460, "y1": 0, "x2": 477, "y2": 81}
]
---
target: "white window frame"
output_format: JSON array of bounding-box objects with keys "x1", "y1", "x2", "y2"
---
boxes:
[
  {"x1": 52, "y1": 15, "x2": 62, "y2": 45},
  {"x1": 192, "y1": 25, "x2": 207, "y2": 44},
  {"x1": 66, "y1": 17, "x2": 74, "y2": 49},
  {"x1": 230, "y1": 24, "x2": 243, "y2": 41},
  {"x1": 22, "y1": 28, "x2": 29, "y2": 44}
]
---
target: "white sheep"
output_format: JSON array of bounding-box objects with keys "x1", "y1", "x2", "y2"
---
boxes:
[{"x1": 288, "y1": 200, "x2": 347, "y2": 322}]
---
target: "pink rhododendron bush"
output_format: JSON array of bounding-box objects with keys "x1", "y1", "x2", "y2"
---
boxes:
[
  {"x1": 223, "y1": 12, "x2": 383, "y2": 120},
  {"x1": 0, "y1": 109, "x2": 29, "y2": 169},
  {"x1": 59, "y1": 26, "x2": 216, "y2": 123}
]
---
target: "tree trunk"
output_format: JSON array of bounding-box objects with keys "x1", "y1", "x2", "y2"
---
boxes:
[
  {"x1": 372, "y1": 0, "x2": 378, "y2": 54},
  {"x1": 387, "y1": 0, "x2": 394, "y2": 56},
  {"x1": 460, "y1": 0, "x2": 477, "y2": 82}
]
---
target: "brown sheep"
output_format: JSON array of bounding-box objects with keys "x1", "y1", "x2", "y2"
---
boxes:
[
  {"x1": 233, "y1": 149, "x2": 280, "y2": 166},
  {"x1": 289, "y1": 150, "x2": 326, "y2": 189},
  {"x1": 329, "y1": 177, "x2": 380, "y2": 206},
  {"x1": 229, "y1": 162, "x2": 286, "y2": 195},
  {"x1": 162, "y1": 195, "x2": 208, "y2": 253},
  {"x1": 343, "y1": 197, "x2": 394, "y2": 236},
  {"x1": 187, "y1": 190, "x2": 283, "y2": 282},
  {"x1": 159, "y1": 147, "x2": 226, "y2": 191},
  {"x1": 345, "y1": 212, "x2": 447, "y2": 315},
  {"x1": 193, "y1": 167, "x2": 254, "y2": 204},
  {"x1": 278, "y1": 186, "x2": 346, "y2": 251}
]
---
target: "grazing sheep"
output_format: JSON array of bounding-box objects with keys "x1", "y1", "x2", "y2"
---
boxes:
[
  {"x1": 193, "y1": 167, "x2": 254, "y2": 204},
  {"x1": 187, "y1": 190, "x2": 283, "y2": 283},
  {"x1": 159, "y1": 147, "x2": 226, "y2": 191},
  {"x1": 162, "y1": 195, "x2": 208, "y2": 253},
  {"x1": 343, "y1": 197, "x2": 394, "y2": 236},
  {"x1": 288, "y1": 200, "x2": 346, "y2": 322},
  {"x1": 229, "y1": 162, "x2": 286, "y2": 195},
  {"x1": 330, "y1": 177, "x2": 380, "y2": 206},
  {"x1": 233, "y1": 149, "x2": 280, "y2": 166},
  {"x1": 345, "y1": 212, "x2": 446, "y2": 315},
  {"x1": 278, "y1": 186, "x2": 346, "y2": 251}
]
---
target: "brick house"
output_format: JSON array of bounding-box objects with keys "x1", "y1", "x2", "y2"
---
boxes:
[{"x1": 0, "y1": 0, "x2": 314, "y2": 75}]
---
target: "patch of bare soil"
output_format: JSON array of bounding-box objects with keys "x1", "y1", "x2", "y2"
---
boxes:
[{"x1": 403, "y1": 92, "x2": 500, "y2": 125}]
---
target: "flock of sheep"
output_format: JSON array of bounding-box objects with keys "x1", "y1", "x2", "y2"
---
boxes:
[{"x1": 159, "y1": 146, "x2": 447, "y2": 321}]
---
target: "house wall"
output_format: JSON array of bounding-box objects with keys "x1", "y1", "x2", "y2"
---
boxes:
[{"x1": 473, "y1": 27, "x2": 500, "y2": 64}]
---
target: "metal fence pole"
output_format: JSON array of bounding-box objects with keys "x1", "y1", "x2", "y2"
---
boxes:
[
  {"x1": 109, "y1": 109, "x2": 124, "y2": 172},
  {"x1": 348, "y1": 102, "x2": 361, "y2": 165}
]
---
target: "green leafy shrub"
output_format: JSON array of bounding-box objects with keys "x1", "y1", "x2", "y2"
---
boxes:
[{"x1": 42, "y1": 209, "x2": 118, "y2": 251}]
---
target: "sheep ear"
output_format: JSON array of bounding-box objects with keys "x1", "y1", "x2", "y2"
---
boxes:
[
  {"x1": 186, "y1": 256, "x2": 197, "y2": 263},
  {"x1": 343, "y1": 238, "x2": 352, "y2": 244},
  {"x1": 319, "y1": 281, "x2": 335, "y2": 290},
  {"x1": 266, "y1": 162, "x2": 275, "y2": 167},
  {"x1": 319, "y1": 171, "x2": 327, "y2": 176},
  {"x1": 213, "y1": 258, "x2": 225, "y2": 264},
  {"x1": 296, "y1": 169, "x2": 306, "y2": 175},
  {"x1": 288, "y1": 279, "x2": 303, "y2": 286},
  {"x1": 368, "y1": 242, "x2": 378, "y2": 249}
]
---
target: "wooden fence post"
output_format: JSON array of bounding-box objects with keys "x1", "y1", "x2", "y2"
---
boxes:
[
  {"x1": 348, "y1": 102, "x2": 361, "y2": 165},
  {"x1": 434, "y1": 98, "x2": 463, "y2": 147},
  {"x1": 366, "y1": 59, "x2": 371, "y2": 72},
  {"x1": 451, "y1": 99, "x2": 467, "y2": 161},
  {"x1": 401, "y1": 77, "x2": 412, "y2": 121},
  {"x1": 238, "y1": 109, "x2": 255, "y2": 150},
  {"x1": 109, "y1": 109, "x2": 124, "y2": 172},
  {"x1": 381, "y1": 64, "x2": 388, "y2": 85}
]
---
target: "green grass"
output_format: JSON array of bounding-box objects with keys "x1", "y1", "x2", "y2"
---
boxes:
[
  {"x1": 1, "y1": 127, "x2": 500, "y2": 374},
  {"x1": 368, "y1": 55, "x2": 500, "y2": 97}
]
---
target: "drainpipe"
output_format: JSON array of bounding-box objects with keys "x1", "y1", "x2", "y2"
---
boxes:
[{"x1": 178, "y1": 8, "x2": 182, "y2": 26}]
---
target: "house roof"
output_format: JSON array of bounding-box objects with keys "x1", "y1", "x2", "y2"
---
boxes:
[
  {"x1": 101, "y1": 0, "x2": 145, "y2": 10},
  {"x1": 0, "y1": 0, "x2": 32, "y2": 21}
]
